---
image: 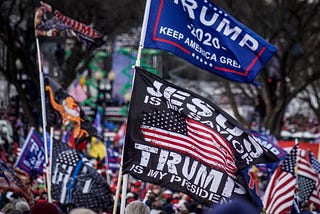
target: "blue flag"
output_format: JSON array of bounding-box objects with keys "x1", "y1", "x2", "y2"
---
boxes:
[
  {"x1": 143, "y1": 0, "x2": 277, "y2": 85},
  {"x1": 14, "y1": 127, "x2": 45, "y2": 178},
  {"x1": 250, "y1": 130, "x2": 286, "y2": 174}
]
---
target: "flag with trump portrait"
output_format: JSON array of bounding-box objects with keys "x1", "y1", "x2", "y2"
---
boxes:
[
  {"x1": 122, "y1": 66, "x2": 279, "y2": 208},
  {"x1": 142, "y1": 0, "x2": 277, "y2": 85},
  {"x1": 34, "y1": 1, "x2": 105, "y2": 49}
]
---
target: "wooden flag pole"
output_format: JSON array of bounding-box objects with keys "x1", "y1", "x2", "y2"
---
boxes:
[
  {"x1": 35, "y1": 37, "x2": 51, "y2": 197},
  {"x1": 112, "y1": 147, "x2": 125, "y2": 214}
]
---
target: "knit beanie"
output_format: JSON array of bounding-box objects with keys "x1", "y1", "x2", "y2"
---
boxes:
[{"x1": 30, "y1": 201, "x2": 60, "y2": 214}]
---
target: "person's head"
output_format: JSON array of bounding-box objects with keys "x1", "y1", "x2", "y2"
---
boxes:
[
  {"x1": 162, "y1": 189, "x2": 173, "y2": 201},
  {"x1": 125, "y1": 201, "x2": 150, "y2": 214},
  {"x1": 30, "y1": 201, "x2": 60, "y2": 214},
  {"x1": 69, "y1": 208, "x2": 97, "y2": 214},
  {"x1": 126, "y1": 192, "x2": 137, "y2": 204},
  {"x1": 205, "y1": 198, "x2": 258, "y2": 214},
  {"x1": 34, "y1": 8, "x2": 44, "y2": 27},
  {"x1": 7, "y1": 210, "x2": 22, "y2": 214},
  {"x1": 40, "y1": 192, "x2": 48, "y2": 200},
  {"x1": 15, "y1": 201, "x2": 30, "y2": 213}
]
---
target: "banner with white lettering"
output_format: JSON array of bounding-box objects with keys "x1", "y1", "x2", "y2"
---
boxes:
[
  {"x1": 250, "y1": 130, "x2": 287, "y2": 174},
  {"x1": 122, "y1": 66, "x2": 279, "y2": 208},
  {"x1": 51, "y1": 139, "x2": 114, "y2": 212},
  {"x1": 250, "y1": 130, "x2": 287, "y2": 161},
  {"x1": 143, "y1": 0, "x2": 277, "y2": 85},
  {"x1": 14, "y1": 127, "x2": 45, "y2": 178}
]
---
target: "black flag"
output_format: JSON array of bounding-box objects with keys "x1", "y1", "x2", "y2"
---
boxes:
[
  {"x1": 34, "y1": 1, "x2": 105, "y2": 49},
  {"x1": 51, "y1": 139, "x2": 113, "y2": 213},
  {"x1": 122, "y1": 66, "x2": 278, "y2": 209},
  {"x1": 45, "y1": 76, "x2": 101, "y2": 148}
]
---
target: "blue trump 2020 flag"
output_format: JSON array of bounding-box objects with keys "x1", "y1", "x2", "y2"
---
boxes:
[
  {"x1": 142, "y1": 0, "x2": 277, "y2": 85},
  {"x1": 14, "y1": 127, "x2": 45, "y2": 178}
]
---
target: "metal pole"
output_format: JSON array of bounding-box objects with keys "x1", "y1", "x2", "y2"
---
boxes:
[{"x1": 35, "y1": 37, "x2": 50, "y2": 197}]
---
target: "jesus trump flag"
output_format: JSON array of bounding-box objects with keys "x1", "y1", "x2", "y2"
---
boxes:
[{"x1": 122, "y1": 66, "x2": 278, "y2": 207}]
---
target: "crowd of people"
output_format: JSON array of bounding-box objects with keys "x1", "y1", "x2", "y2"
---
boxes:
[
  {"x1": 0, "y1": 116, "x2": 262, "y2": 214},
  {"x1": 1, "y1": 100, "x2": 320, "y2": 213}
]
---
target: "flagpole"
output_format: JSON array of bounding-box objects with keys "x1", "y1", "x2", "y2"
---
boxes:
[
  {"x1": 317, "y1": 139, "x2": 320, "y2": 160},
  {"x1": 294, "y1": 138, "x2": 299, "y2": 208},
  {"x1": 119, "y1": 174, "x2": 128, "y2": 214},
  {"x1": 115, "y1": 1, "x2": 152, "y2": 213},
  {"x1": 112, "y1": 147, "x2": 125, "y2": 214},
  {"x1": 36, "y1": 37, "x2": 50, "y2": 196},
  {"x1": 47, "y1": 127, "x2": 54, "y2": 202},
  {"x1": 105, "y1": 141, "x2": 110, "y2": 184},
  {"x1": 135, "y1": 0, "x2": 152, "y2": 67}
]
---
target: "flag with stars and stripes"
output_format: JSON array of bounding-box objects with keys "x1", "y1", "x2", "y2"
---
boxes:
[
  {"x1": 50, "y1": 139, "x2": 113, "y2": 213},
  {"x1": 296, "y1": 149, "x2": 318, "y2": 203},
  {"x1": 0, "y1": 160, "x2": 33, "y2": 202},
  {"x1": 123, "y1": 66, "x2": 279, "y2": 209},
  {"x1": 309, "y1": 152, "x2": 320, "y2": 206},
  {"x1": 0, "y1": 166, "x2": 10, "y2": 186},
  {"x1": 263, "y1": 144, "x2": 298, "y2": 214}
]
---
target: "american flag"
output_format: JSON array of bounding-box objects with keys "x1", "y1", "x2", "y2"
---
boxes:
[
  {"x1": 263, "y1": 145, "x2": 298, "y2": 214},
  {"x1": 309, "y1": 152, "x2": 320, "y2": 206},
  {"x1": 51, "y1": 140, "x2": 113, "y2": 212},
  {"x1": 0, "y1": 167, "x2": 9, "y2": 186},
  {"x1": 141, "y1": 109, "x2": 237, "y2": 176},
  {"x1": 296, "y1": 149, "x2": 318, "y2": 202},
  {"x1": 0, "y1": 160, "x2": 33, "y2": 202}
]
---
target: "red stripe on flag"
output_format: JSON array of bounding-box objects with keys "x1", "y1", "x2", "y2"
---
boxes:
[
  {"x1": 263, "y1": 170, "x2": 296, "y2": 214},
  {"x1": 141, "y1": 118, "x2": 237, "y2": 176}
]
